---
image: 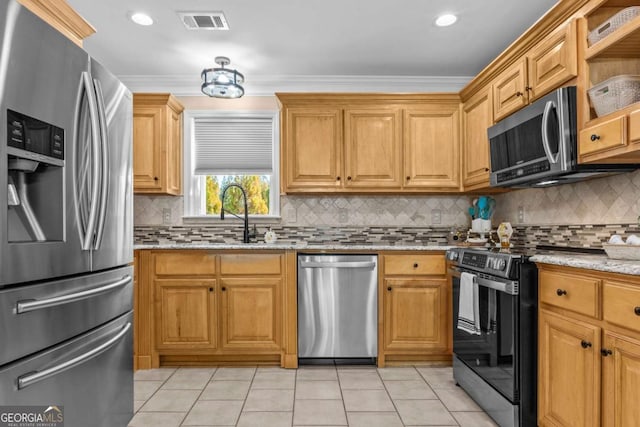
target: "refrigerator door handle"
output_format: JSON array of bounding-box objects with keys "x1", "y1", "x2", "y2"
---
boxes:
[
  {"x1": 80, "y1": 71, "x2": 102, "y2": 251},
  {"x1": 16, "y1": 322, "x2": 131, "y2": 389},
  {"x1": 16, "y1": 275, "x2": 132, "y2": 314},
  {"x1": 92, "y1": 78, "x2": 109, "y2": 250}
]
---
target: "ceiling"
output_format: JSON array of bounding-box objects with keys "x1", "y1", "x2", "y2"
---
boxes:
[{"x1": 67, "y1": 0, "x2": 559, "y2": 95}]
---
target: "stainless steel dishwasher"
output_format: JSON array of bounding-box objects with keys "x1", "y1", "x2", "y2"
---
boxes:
[{"x1": 297, "y1": 254, "x2": 378, "y2": 362}]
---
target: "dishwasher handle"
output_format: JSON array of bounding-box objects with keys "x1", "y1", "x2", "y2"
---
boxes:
[{"x1": 299, "y1": 261, "x2": 376, "y2": 269}]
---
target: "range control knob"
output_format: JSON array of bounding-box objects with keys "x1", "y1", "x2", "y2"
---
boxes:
[
  {"x1": 494, "y1": 258, "x2": 507, "y2": 271},
  {"x1": 447, "y1": 251, "x2": 459, "y2": 261}
]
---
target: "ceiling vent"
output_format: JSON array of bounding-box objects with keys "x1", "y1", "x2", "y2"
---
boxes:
[{"x1": 178, "y1": 12, "x2": 229, "y2": 30}]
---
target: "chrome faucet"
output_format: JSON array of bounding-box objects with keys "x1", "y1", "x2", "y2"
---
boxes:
[{"x1": 220, "y1": 183, "x2": 255, "y2": 243}]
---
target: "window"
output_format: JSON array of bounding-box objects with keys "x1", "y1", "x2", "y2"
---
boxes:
[{"x1": 183, "y1": 111, "x2": 279, "y2": 218}]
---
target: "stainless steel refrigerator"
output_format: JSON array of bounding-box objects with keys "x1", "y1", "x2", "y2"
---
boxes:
[{"x1": 0, "y1": 1, "x2": 133, "y2": 426}]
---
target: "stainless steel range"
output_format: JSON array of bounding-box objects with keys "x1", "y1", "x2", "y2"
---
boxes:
[{"x1": 446, "y1": 247, "x2": 538, "y2": 427}]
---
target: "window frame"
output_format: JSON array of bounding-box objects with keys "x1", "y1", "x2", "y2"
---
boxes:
[{"x1": 183, "y1": 110, "x2": 280, "y2": 219}]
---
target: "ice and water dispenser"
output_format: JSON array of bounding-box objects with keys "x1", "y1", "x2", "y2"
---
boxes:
[{"x1": 7, "y1": 109, "x2": 64, "y2": 242}]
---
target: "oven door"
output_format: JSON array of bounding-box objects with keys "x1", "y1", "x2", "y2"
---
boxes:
[{"x1": 450, "y1": 267, "x2": 519, "y2": 403}]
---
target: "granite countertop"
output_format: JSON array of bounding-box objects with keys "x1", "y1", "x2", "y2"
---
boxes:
[
  {"x1": 530, "y1": 253, "x2": 640, "y2": 276},
  {"x1": 133, "y1": 242, "x2": 453, "y2": 251}
]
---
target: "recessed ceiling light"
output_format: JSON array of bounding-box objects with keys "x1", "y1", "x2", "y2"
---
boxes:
[
  {"x1": 435, "y1": 14, "x2": 457, "y2": 27},
  {"x1": 131, "y1": 12, "x2": 153, "y2": 26}
]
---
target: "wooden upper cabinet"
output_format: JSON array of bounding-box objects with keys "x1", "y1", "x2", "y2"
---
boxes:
[
  {"x1": 462, "y1": 87, "x2": 493, "y2": 189},
  {"x1": 403, "y1": 106, "x2": 460, "y2": 190},
  {"x1": 282, "y1": 108, "x2": 342, "y2": 190},
  {"x1": 133, "y1": 94, "x2": 184, "y2": 195},
  {"x1": 493, "y1": 59, "x2": 529, "y2": 122},
  {"x1": 18, "y1": 0, "x2": 95, "y2": 46},
  {"x1": 527, "y1": 20, "x2": 577, "y2": 102},
  {"x1": 631, "y1": 109, "x2": 640, "y2": 144},
  {"x1": 602, "y1": 332, "x2": 640, "y2": 427},
  {"x1": 344, "y1": 108, "x2": 403, "y2": 188},
  {"x1": 538, "y1": 309, "x2": 600, "y2": 427},
  {"x1": 493, "y1": 20, "x2": 577, "y2": 122}
]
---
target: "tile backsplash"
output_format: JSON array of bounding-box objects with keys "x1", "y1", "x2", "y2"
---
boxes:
[{"x1": 134, "y1": 194, "x2": 472, "y2": 228}]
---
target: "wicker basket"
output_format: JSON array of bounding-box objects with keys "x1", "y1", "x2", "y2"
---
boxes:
[
  {"x1": 588, "y1": 6, "x2": 640, "y2": 46},
  {"x1": 603, "y1": 243, "x2": 640, "y2": 261},
  {"x1": 588, "y1": 75, "x2": 640, "y2": 117}
]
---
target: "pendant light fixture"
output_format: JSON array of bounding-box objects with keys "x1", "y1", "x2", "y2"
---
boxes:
[{"x1": 201, "y1": 56, "x2": 245, "y2": 98}]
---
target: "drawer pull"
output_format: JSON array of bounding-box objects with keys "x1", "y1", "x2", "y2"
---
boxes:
[
  {"x1": 581, "y1": 340, "x2": 592, "y2": 349},
  {"x1": 413, "y1": 263, "x2": 419, "y2": 268},
  {"x1": 556, "y1": 289, "x2": 567, "y2": 296},
  {"x1": 590, "y1": 134, "x2": 600, "y2": 142},
  {"x1": 601, "y1": 348, "x2": 613, "y2": 357},
  {"x1": 635, "y1": 307, "x2": 640, "y2": 316}
]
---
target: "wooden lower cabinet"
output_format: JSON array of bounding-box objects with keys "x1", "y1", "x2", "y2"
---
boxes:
[
  {"x1": 220, "y1": 278, "x2": 281, "y2": 352},
  {"x1": 154, "y1": 280, "x2": 217, "y2": 350},
  {"x1": 379, "y1": 252, "x2": 450, "y2": 366},
  {"x1": 383, "y1": 279, "x2": 448, "y2": 353},
  {"x1": 537, "y1": 264, "x2": 640, "y2": 427},
  {"x1": 538, "y1": 309, "x2": 600, "y2": 427}
]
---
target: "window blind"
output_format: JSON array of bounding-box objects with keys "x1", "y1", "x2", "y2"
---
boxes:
[{"x1": 193, "y1": 116, "x2": 273, "y2": 175}]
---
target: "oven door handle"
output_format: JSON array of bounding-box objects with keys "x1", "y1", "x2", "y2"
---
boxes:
[{"x1": 448, "y1": 267, "x2": 518, "y2": 295}]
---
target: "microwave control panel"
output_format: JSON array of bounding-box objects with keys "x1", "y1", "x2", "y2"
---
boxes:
[{"x1": 496, "y1": 160, "x2": 549, "y2": 183}]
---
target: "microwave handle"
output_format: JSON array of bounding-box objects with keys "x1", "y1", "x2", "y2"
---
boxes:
[{"x1": 541, "y1": 101, "x2": 559, "y2": 164}]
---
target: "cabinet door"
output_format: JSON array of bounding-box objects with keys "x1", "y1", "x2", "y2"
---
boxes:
[
  {"x1": 538, "y1": 309, "x2": 600, "y2": 427},
  {"x1": 631, "y1": 109, "x2": 640, "y2": 144},
  {"x1": 602, "y1": 332, "x2": 640, "y2": 427},
  {"x1": 220, "y1": 278, "x2": 281, "y2": 352},
  {"x1": 462, "y1": 88, "x2": 493, "y2": 189},
  {"x1": 344, "y1": 108, "x2": 402, "y2": 188},
  {"x1": 133, "y1": 106, "x2": 164, "y2": 192},
  {"x1": 493, "y1": 59, "x2": 529, "y2": 122},
  {"x1": 154, "y1": 280, "x2": 217, "y2": 350},
  {"x1": 166, "y1": 106, "x2": 183, "y2": 195},
  {"x1": 403, "y1": 107, "x2": 460, "y2": 189},
  {"x1": 383, "y1": 279, "x2": 449, "y2": 353},
  {"x1": 282, "y1": 108, "x2": 343, "y2": 190},
  {"x1": 527, "y1": 20, "x2": 577, "y2": 102}
]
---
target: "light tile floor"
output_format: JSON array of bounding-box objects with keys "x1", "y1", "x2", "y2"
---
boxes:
[{"x1": 129, "y1": 366, "x2": 498, "y2": 427}]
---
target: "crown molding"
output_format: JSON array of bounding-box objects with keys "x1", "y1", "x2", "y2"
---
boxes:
[{"x1": 118, "y1": 74, "x2": 473, "y2": 96}]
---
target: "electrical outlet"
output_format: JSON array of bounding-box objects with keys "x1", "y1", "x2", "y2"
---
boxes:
[
  {"x1": 338, "y1": 208, "x2": 348, "y2": 223},
  {"x1": 162, "y1": 208, "x2": 172, "y2": 225},
  {"x1": 517, "y1": 206, "x2": 525, "y2": 223},
  {"x1": 431, "y1": 209, "x2": 441, "y2": 224}
]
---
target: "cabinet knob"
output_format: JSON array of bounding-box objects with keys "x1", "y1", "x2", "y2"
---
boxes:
[
  {"x1": 336, "y1": 176, "x2": 341, "y2": 181},
  {"x1": 221, "y1": 287, "x2": 226, "y2": 291},
  {"x1": 413, "y1": 263, "x2": 419, "y2": 268},
  {"x1": 634, "y1": 307, "x2": 640, "y2": 316},
  {"x1": 516, "y1": 91, "x2": 523, "y2": 97},
  {"x1": 556, "y1": 289, "x2": 567, "y2": 296},
  {"x1": 485, "y1": 168, "x2": 490, "y2": 172},
  {"x1": 387, "y1": 286, "x2": 392, "y2": 291},
  {"x1": 590, "y1": 134, "x2": 600, "y2": 142},
  {"x1": 581, "y1": 340, "x2": 592, "y2": 349},
  {"x1": 153, "y1": 177, "x2": 159, "y2": 181},
  {"x1": 209, "y1": 287, "x2": 213, "y2": 292},
  {"x1": 601, "y1": 348, "x2": 613, "y2": 357},
  {"x1": 347, "y1": 176, "x2": 352, "y2": 181},
  {"x1": 406, "y1": 176, "x2": 411, "y2": 181},
  {"x1": 525, "y1": 86, "x2": 532, "y2": 91}
]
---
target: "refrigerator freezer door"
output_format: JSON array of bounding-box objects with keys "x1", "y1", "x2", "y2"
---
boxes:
[
  {"x1": 0, "y1": 265, "x2": 132, "y2": 365},
  {"x1": 89, "y1": 58, "x2": 133, "y2": 272},
  {"x1": 0, "y1": 311, "x2": 133, "y2": 427},
  {"x1": 0, "y1": 1, "x2": 91, "y2": 286}
]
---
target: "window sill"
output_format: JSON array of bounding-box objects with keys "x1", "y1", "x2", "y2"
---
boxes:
[{"x1": 182, "y1": 215, "x2": 282, "y2": 225}]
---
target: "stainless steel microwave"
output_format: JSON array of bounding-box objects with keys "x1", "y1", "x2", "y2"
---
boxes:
[{"x1": 488, "y1": 86, "x2": 636, "y2": 188}]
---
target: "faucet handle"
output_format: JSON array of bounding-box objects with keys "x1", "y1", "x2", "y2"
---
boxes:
[{"x1": 250, "y1": 224, "x2": 257, "y2": 239}]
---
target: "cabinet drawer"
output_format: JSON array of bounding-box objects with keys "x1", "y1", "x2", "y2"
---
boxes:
[
  {"x1": 384, "y1": 254, "x2": 445, "y2": 275},
  {"x1": 220, "y1": 254, "x2": 282, "y2": 275},
  {"x1": 539, "y1": 270, "x2": 600, "y2": 318},
  {"x1": 630, "y1": 109, "x2": 640, "y2": 144},
  {"x1": 604, "y1": 281, "x2": 640, "y2": 334},
  {"x1": 153, "y1": 252, "x2": 216, "y2": 276},
  {"x1": 579, "y1": 116, "x2": 626, "y2": 156}
]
